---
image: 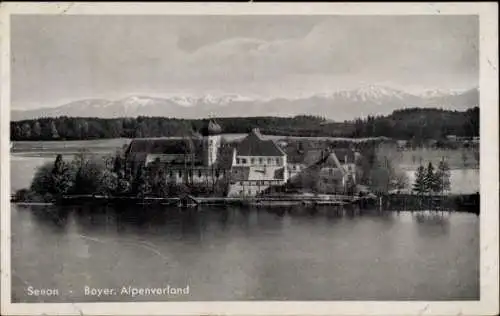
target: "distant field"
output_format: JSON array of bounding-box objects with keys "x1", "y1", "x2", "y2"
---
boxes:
[
  {"x1": 376, "y1": 145, "x2": 479, "y2": 171},
  {"x1": 11, "y1": 138, "x2": 131, "y2": 155}
]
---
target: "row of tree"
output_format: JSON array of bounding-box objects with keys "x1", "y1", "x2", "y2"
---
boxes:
[
  {"x1": 351, "y1": 107, "x2": 479, "y2": 141},
  {"x1": 413, "y1": 160, "x2": 451, "y2": 195},
  {"x1": 17, "y1": 149, "x2": 230, "y2": 202},
  {"x1": 10, "y1": 107, "x2": 479, "y2": 142}
]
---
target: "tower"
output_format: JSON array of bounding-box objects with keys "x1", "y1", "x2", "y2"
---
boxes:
[{"x1": 200, "y1": 119, "x2": 222, "y2": 167}]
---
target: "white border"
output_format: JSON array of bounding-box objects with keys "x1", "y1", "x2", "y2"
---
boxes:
[{"x1": 1, "y1": 2, "x2": 498, "y2": 316}]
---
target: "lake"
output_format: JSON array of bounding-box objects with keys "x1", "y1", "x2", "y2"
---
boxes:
[
  {"x1": 11, "y1": 205, "x2": 478, "y2": 302},
  {"x1": 9, "y1": 139, "x2": 480, "y2": 302}
]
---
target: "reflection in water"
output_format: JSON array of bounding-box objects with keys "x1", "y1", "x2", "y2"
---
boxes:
[
  {"x1": 413, "y1": 212, "x2": 450, "y2": 237},
  {"x1": 11, "y1": 204, "x2": 479, "y2": 302}
]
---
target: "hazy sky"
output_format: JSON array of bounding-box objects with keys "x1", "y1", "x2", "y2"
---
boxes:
[{"x1": 11, "y1": 15, "x2": 478, "y2": 109}]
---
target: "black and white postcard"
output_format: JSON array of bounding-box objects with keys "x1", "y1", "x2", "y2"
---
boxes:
[{"x1": 1, "y1": 2, "x2": 498, "y2": 316}]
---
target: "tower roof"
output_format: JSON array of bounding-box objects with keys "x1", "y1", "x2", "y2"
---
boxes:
[{"x1": 200, "y1": 119, "x2": 222, "y2": 136}]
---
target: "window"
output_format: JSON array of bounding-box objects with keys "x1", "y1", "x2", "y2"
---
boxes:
[
  {"x1": 242, "y1": 158, "x2": 247, "y2": 164},
  {"x1": 259, "y1": 158, "x2": 263, "y2": 164},
  {"x1": 276, "y1": 158, "x2": 280, "y2": 165},
  {"x1": 198, "y1": 170, "x2": 202, "y2": 178},
  {"x1": 169, "y1": 170, "x2": 173, "y2": 177},
  {"x1": 240, "y1": 182, "x2": 244, "y2": 186},
  {"x1": 236, "y1": 158, "x2": 240, "y2": 164},
  {"x1": 268, "y1": 158, "x2": 272, "y2": 164},
  {"x1": 293, "y1": 165, "x2": 296, "y2": 170},
  {"x1": 251, "y1": 158, "x2": 255, "y2": 164},
  {"x1": 215, "y1": 169, "x2": 220, "y2": 178},
  {"x1": 178, "y1": 171, "x2": 182, "y2": 177}
]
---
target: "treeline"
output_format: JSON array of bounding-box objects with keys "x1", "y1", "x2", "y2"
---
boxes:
[
  {"x1": 10, "y1": 115, "x2": 329, "y2": 141},
  {"x1": 10, "y1": 107, "x2": 479, "y2": 141},
  {"x1": 352, "y1": 107, "x2": 479, "y2": 140}
]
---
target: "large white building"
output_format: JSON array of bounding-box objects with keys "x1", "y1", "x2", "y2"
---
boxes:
[{"x1": 228, "y1": 128, "x2": 288, "y2": 197}]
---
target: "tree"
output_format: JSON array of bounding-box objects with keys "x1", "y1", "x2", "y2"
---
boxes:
[
  {"x1": 424, "y1": 162, "x2": 437, "y2": 194},
  {"x1": 50, "y1": 154, "x2": 75, "y2": 197},
  {"x1": 98, "y1": 170, "x2": 118, "y2": 195},
  {"x1": 30, "y1": 155, "x2": 75, "y2": 200},
  {"x1": 21, "y1": 123, "x2": 31, "y2": 139},
  {"x1": 116, "y1": 172, "x2": 132, "y2": 195},
  {"x1": 434, "y1": 159, "x2": 451, "y2": 194},
  {"x1": 132, "y1": 167, "x2": 152, "y2": 197},
  {"x1": 32, "y1": 121, "x2": 42, "y2": 138},
  {"x1": 413, "y1": 165, "x2": 426, "y2": 195},
  {"x1": 71, "y1": 152, "x2": 105, "y2": 195},
  {"x1": 149, "y1": 163, "x2": 169, "y2": 197},
  {"x1": 392, "y1": 172, "x2": 409, "y2": 191},
  {"x1": 51, "y1": 121, "x2": 59, "y2": 139}
]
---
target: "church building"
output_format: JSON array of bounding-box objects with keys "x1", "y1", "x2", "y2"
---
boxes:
[{"x1": 124, "y1": 119, "x2": 232, "y2": 187}]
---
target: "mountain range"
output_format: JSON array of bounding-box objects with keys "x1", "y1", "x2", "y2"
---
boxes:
[{"x1": 11, "y1": 86, "x2": 479, "y2": 122}]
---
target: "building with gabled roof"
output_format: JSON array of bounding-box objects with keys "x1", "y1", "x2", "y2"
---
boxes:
[
  {"x1": 125, "y1": 119, "x2": 230, "y2": 187},
  {"x1": 227, "y1": 128, "x2": 288, "y2": 197}
]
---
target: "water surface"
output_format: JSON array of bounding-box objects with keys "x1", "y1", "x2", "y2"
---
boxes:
[{"x1": 11, "y1": 204, "x2": 479, "y2": 302}]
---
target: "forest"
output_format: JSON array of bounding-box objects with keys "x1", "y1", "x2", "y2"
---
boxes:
[{"x1": 10, "y1": 107, "x2": 479, "y2": 143}]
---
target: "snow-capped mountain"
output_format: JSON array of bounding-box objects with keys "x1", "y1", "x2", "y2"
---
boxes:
[
  {"x1": 10, "y1": 86, "x2": 479, "y2": 122},
  {"x1": 419, "y1": 89, "x2": 467, "y2": 98}
]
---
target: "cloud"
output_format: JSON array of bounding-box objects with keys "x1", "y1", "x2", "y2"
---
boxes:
[{"x1": 11, "y1": 15, "x2": 478, "y2": 108}]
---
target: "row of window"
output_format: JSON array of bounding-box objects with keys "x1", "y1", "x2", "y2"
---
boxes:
[
  {"x1": 235, "y1": 157, "x2": 283, "y2": 165},
  {"x1": 231, "y1": 180, "x2": 282, "y2": 186},
  {"x1": 168, "y1": 169, "x2": 224, "y2": 178}
]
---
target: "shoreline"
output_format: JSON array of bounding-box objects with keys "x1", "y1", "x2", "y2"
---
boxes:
[{"x1": 11, "y1": 192, "x2": 479, "y2": 214}]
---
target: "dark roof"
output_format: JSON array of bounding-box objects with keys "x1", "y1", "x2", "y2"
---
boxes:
[
  {"x1": 313, "y1": 152, "x2": 342, "y2": 169},
  {"x1": 286, "y1": 148, "x2": 324, "y2": 165},
  {"x1": 235, "y1": 129, "x2": 285, "y2": 157},
  {"x1": 200, "y1": 119, "x2": 222, "y2": 136},
  {"x1": 126, "y1": 137, "x2": 204, "y2": 164}
]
